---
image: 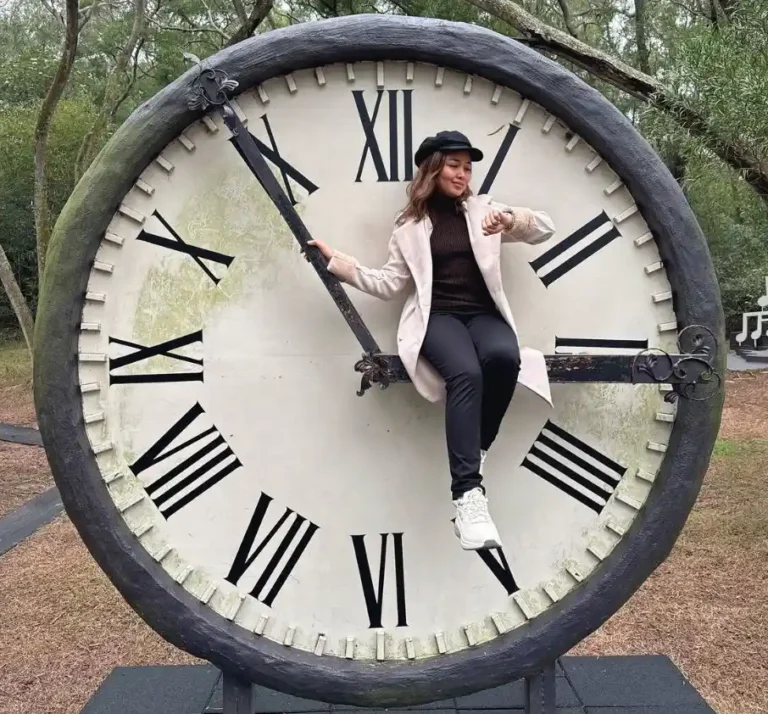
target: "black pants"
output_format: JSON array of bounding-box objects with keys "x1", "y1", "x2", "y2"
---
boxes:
[{"x1": 421, "y1": 311, "x2": 521, "y2": 500}]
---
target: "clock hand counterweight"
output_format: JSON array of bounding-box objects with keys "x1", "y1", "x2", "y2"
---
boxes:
[{"x1": 189, "y1": 68, "x2": 382, "y2": 365}]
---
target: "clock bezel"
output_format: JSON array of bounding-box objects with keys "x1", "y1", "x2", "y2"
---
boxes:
[{"x1": 34, "y1": 14, "x2": 724, "y2": 706}]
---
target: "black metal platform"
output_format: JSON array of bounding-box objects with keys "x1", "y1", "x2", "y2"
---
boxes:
[{"x1": 78, "y1": 656, "x2": 715, "y2": 714}]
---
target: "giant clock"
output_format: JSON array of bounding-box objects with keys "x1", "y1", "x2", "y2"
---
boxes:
[{"x1": 34, "y1": 15, "x2": 724, "y2": 706}]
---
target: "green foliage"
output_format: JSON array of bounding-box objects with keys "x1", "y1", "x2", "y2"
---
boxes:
[{"x1": 0, "y1": 98, "x2": 99, "y2": 329}]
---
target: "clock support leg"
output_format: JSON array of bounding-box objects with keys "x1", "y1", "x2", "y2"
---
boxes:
[
  {"x1": 222, "y1": 672, "x2": 251, "y2": 714},
  {"x1": 524, "y1": 662, "x2": 556, "y2": 714}
]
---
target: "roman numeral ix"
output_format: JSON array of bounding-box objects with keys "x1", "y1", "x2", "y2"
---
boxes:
[
  {"x1": 226, "y1": 492, "x2": 319, "y2": 607},
  {"x1": 351, "y1": 533, "x2": 407, "y2": 628},
  {"x1": 137, "y1": 211, "x2": 234, "y2": 285},
  {"x1": 530, "y1": 211, "x2": 621, "y2": 287},
  {"x1": 353, "y1": 90, "x2": 413, "y2": 183},
  {"x1": 109, "y1": 330, "x2": 203, "y2": 384},
  {"x1": 522, "y1": 421, "x2": 626, "y2": 514},
  {"x1": 129, "y1": 402, "x2": 242, "y2": 518},
  {"x1": 231, "y1": 114, "x2": 319, "y2": 206}
]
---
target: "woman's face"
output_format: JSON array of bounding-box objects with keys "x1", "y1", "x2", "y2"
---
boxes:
[{"x1": 436, "y1": 150, "x2": 472, "y2": 198}]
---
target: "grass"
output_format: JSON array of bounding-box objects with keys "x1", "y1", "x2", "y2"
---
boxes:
[{"x1": 0, "y1": 339, "x2": 32, "y2": 386}]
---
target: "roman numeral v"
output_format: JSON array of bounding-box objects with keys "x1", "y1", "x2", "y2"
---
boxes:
[
  {"x1": 129, "y1": 402, "x2": 241, "y2": 518},
  {"x1": 226, "y1": 492, "x2": 319, "y2": 607}
]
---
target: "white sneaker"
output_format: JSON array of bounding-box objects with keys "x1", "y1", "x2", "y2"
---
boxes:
[
  {"x1": 479, "y1": 449, "x2": 488, "y2": 475},
  {"x1": 453, "y1": 487, "x2": 502, "y2": 550}
]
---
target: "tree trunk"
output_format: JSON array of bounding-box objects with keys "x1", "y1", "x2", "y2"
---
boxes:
[
  {"x1": 464, "y1": 0, "x2": 768, "y2": 204},
  {"x1": 74, "y1": 0, "x2": 146, "y2": 181},
  {"x1": 634, "y1": 0, "x2": 650, "y2": 74},
  {"x1": 34, "y1": 0, "x2": 79, "y2": 282},
  {"x1": 0, "y1": 243, "x2": 35, "y2": 351},
  {"x1": 225, "y1": 0, "x2": 274, "y2": 47}
]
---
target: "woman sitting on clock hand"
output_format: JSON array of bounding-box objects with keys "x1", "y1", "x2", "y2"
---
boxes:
[{"x1": 309, "y1": 130, "x2": 555, "y2": 551}]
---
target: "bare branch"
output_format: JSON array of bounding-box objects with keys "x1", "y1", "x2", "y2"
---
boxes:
[
  {"x1": 555, "y1": 0, "x2": 579, "y2": 38},
  {"x1": 0, "y1": 242, "x2": 35, "y2": 351},
  {"x1": 34, "y1": 0, "x2": 80, "y2": 280},
  {"x1": 224, "y1": 0, "x2": 274, "y2": 46},
  {"x1": 634, "y1": 0, "x2": 650, "y2": 73}
]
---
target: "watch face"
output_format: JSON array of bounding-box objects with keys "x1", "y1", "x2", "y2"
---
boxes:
[{"x1": 76, "y1": 60, "x2": 679, "y2": 661}]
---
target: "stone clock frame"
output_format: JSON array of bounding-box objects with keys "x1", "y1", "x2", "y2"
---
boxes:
[{"x1": 34, "y1": 15, "x2": 724, "y2": 707}]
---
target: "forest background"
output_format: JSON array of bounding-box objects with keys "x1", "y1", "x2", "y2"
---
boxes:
[{"x1": 0, "y1": 0, "x2": 766, "y2": 349}]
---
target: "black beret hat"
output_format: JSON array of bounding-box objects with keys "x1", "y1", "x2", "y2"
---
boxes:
[{"x1": 414, "y1": 130, "x2": 484, "y2": 167}]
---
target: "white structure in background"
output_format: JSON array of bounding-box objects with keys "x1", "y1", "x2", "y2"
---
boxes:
[{"x1": 735, "y1": 276, "x2": 768, "y2": 347}]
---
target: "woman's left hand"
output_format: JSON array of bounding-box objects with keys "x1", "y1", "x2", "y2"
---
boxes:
[{"x1": 482, "y1": 209, "x2": 515, "y2": 236}]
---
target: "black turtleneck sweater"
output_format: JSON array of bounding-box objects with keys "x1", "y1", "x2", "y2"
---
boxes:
[{"x1": 427, "y1": 192, "x2": 497, "y2": 314}]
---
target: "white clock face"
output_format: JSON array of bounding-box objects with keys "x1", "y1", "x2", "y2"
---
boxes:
[{"x1": 77, "y1": 60, "x2": 678, "y2": 661}]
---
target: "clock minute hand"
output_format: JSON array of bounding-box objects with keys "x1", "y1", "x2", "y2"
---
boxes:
[{"x1": 189, "y1": 68, "x2": 382, "y2": 362}]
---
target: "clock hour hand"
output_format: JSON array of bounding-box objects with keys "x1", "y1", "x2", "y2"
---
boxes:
[{"x1": 188, "y1": 68, "x2": 382, "y2": 366}]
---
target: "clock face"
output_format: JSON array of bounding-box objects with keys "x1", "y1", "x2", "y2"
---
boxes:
[{"x1": 76, "y1": 60, "x2": 680, "y2": 661}]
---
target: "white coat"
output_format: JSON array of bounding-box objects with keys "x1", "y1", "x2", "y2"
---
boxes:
[{"x1": 327, "y1": 194, "x2": 556, "y2": 406}]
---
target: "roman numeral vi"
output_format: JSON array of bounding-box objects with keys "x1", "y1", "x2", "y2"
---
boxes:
[
  {"x1": 129, "y1": 402, "x2": 242, "y2": 518},
  {"x1": 522, "y1": 421, "x2": 625, "y2": 514},
  {"x1": 351, "y1": 533, "x2": 407, "y2": 628},
  {"x1": 353, "y1": 90, "x2": 414, "y2": 183},
  {"x1": 226, "y1": 492, "x2": 319, "y2": 607}
]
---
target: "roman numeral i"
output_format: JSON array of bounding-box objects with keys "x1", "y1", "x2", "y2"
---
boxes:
[
  {"x1": 129, "y1": 402, "x2": 241, "y2": 518},
  {"x1": 226, "y1": 492, "x2": 319, "y2": 607},
  {"x1": 522, "y1": 421, "x2": 626, "y2": 514},
  {"x1": 352, "y1": 533, "x2": 407, "y2": 628},
  {"x1": 353, "y1": 90, "x2": 414, "y2": 183}
]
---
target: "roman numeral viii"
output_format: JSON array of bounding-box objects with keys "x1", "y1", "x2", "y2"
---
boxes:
[
  {"x1": 522, "y1": 421, "x2": 626, "y2": 514},
  {"x1": 129, "y1": 402, "x2": 241, "y2": 518},
  {"x1": 354, "y1": 90, "x2": 413, "y2": 183},
  {"x1": 109, "y1": 330, "x2": 203, "y2": 384},
  {"x1": 351, "y1": 533, "x2": 407, "y2": 628},
  {"x1": 226, "y1": 492, "x2": 319, "y2": 607},
  {"x1": 530, "y1": 211, "x2": 621, "y2": 287},
  {"x1": 137, "y1": 211, "x2": 234, "y2": 285}
]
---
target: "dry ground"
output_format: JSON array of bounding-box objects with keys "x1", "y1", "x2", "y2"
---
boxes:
[{"x1": 1, "y1": 341, "x2": 767, "y2": 714}]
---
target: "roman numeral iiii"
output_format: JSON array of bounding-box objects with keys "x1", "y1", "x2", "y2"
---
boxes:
[
  {"x1": 351, "y1": 533, "x2": 407, "y2": 628},
  {"x1": 353, "y1": 90, "x2": 414, "y2": 182},
  {"x1": 522, "y1": 421, "x2": 626, "y2": 514},
  {"x1": 226, "y1": 492, "x2": 319, "y2": 607},
  {"x1": 530, "y1": 211, "x2": 621, "y2": 287},
  {"x1": 129, "y1": 402, "x2": 242, "y2": 518},
  {"x1": 137, "y1": 211, "x2": 234, "y2": 285}
]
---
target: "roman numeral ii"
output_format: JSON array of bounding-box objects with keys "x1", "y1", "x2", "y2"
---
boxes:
[
  {"x1": 226, "y1": 492, "x2": 319, "y2": 607},
  {"x1": 522, "y1": 421, "x2": 625, "y2": 514},
  {"x1": 353, "y1": 90, "x2": 414, "y2": 182},
  {"x1": 351, "y1": 533, "x2": 407, "y2": 628},
  {"x1": 129, "y1": 402, "x2": 242, "y2": 518}
]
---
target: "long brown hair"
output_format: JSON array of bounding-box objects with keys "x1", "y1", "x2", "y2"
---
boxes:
[{"x1": 396, "y1": 152, "x2": 472, "y2": 226}]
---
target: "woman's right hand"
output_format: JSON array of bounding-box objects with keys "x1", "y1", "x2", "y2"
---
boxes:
[{"x1": 307, "y1": 239, "x2": 333, "y2": 260}]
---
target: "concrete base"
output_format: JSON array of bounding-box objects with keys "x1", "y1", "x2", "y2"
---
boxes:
[{"x1": 78, "y1": 656, "x2": 715, "y2": 714}]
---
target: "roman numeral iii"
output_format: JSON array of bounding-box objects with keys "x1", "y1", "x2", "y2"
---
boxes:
[
  {"x1": 129, "y1": 402, "x2": 242, "y2": 518},
  {"x1": 351, "y1": 533, "x2": 407, "y2": 628},
  {"x1": 530, "y1": 211, "x2": 621, "y2": 287},
  {"x1": 109, "y1": 330, "x2": 203, "y2": 384},
  {"x1": 226, "y1": 492, "x2": 319, "y2": 607},
  {"x1": 137, "y1": 211, "x2": 234, "y2": 285},
  {"x1": 522, "y1": 421, "x2": 626, "y2": 514},
  {"x1": 353, "y1": 90, "x2": 414, "y2": 182}
]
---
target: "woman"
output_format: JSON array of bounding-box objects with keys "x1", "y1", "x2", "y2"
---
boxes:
[{"x1": 309, "y1": 130, "x2": 555, "y2": 551}]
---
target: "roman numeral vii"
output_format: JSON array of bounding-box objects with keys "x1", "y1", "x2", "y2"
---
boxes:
[
  {"x1": 522, "y1": 421, "x2": 626, "y2": 514},
  {"x1": 226, "y1": 492, "x2": 319, "y2": 607},
  {"x1": 351, "y1": 533, "x2": 407, "y2": 628},
  {"x1": 353, "y1": 90, "x2": 414, "y2": 182},
  {"x1": 129, "y1": 402, "x2": 242, "y2": 518}
]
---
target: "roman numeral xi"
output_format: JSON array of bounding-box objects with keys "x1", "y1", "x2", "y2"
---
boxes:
[
  {"x1": 522, "y1": 421, "x2": 626, "y2": 514},
  {"x1": 129, "y1": 402, "x2": 242, "y2": 519}
]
